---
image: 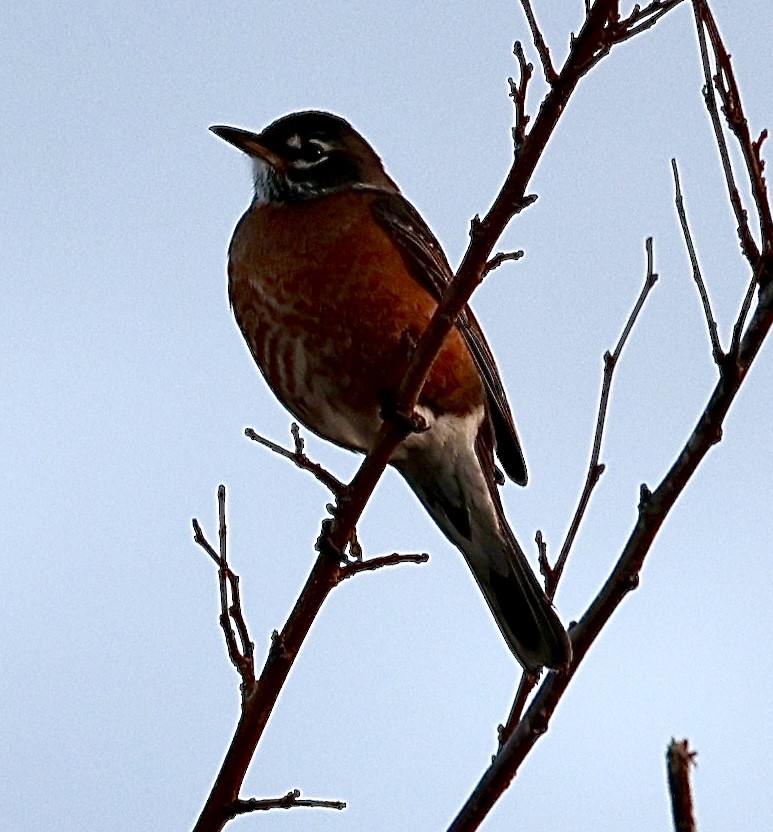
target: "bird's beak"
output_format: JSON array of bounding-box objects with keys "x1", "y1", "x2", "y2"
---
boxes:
[{"x1": 210, "y1": 125, "x2": 285, "y2": 171}]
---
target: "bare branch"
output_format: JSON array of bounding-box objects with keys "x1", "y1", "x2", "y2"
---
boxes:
[
  {"x1": 519, "y1": 0, "x2": 557, "y2": 83},
  {"x1": 616, "y1": 0, "x2": 686, "y2": 43},
  {"x1": 500, "y1": 240, "x2": 657, "y2": 748},
  {"x1": 483, "y1": 249, "x2": 524, "y2": 276},
  {"x1": 194, "y1": 486, "x2": 255, "y2": 687},
  {"x1": 666, "y1": 739, "x2": 698, "y2": 832},
  {"x1": 569, "y1": 1, "x2": 686, "y2": 78},
  {"x1": 341, "y1": 551, "x2": 429, "y2": 579},
  {"x1": 730, "y1": 257, "x2": 764, "y2": 356},
  {"x1": 230, "y1": 789, "x2": 346, "y2": 816},
  {"x1": 509, "y1": 42, "x2": 533, "y2": 149},
  {"x1": 700, "y1": 2, "x2": 772, "y2": 257},
  {"x1": 691, "y1": 0, "x2": 760, "y2": 265},
  {"x1": 192, "y1": 519, "x2": 219, "y2": 565},
  {"x1": 498, "y1": 666, "x2": 540, "y2": 749},
  {"x1": 245, "y1": 424, "x2": 346, "y2": 497},
  {"x1": 547, "y1": 238, "x2": 659, "y2": 596},
  {"x1": 671, "y1": 159, "x2": 725, "y2": 364}
]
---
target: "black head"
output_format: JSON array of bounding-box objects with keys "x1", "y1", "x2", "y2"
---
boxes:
[{"x1": 211, "y1": 111, "x2": 399, "y2": 202}]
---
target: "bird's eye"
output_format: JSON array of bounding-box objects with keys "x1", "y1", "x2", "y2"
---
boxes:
[{"x1": 303, "y1": 140, "x2": 327, "y2": 162}]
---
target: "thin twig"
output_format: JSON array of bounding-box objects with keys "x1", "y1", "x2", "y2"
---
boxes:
[
  {"x1": 572, "y1": 1, "x2": 686, "y2": 77},
  {"x1": 341, "y1": 551, "x2": 429, "y2": 579},
  {"x1": 672, "y1": 159, "x2": 725, "y2": 364},
  {"x1": 230, "y1": 789, "x2": 346, "y2": 816},
  {"x1": 483, "y1": 250, "x2": 524, "y2": 276},
  {"x1": 499, "y1": 667, "x2": 540, "y2": 749},
  {"x1": 519, "y1": 0, "x2": 557, "y2": 83},
  {"x1": 666, "y1": 739, "x2": 698, "y2": 832},
  {"x1": 730, "y1": 258, "x2": 763, "y2": 356},
  {"x1": 700, "y1": 2, "x2": 772, "y2": 257},
  {"x1": 616, "y1": 0, "x2": 686, "y2": 43},
  {"x1": 245, "y1": 424, "x2": 346, "y2": 497},
  {"x1": 501, "y1": 240, "x2": 658, "y2": 747},
  {"x1": 193, "y1": 486, "x2": 255, "y2": 686},
  {"x1": 691, "y1": 0, "x2": 760, "y2": 265},
  {"x1": 192, "y1": 519, "x2": 219, "y2": 565},
  {"x1": 546, "y1": 238, "x2": 659, "y2": 596},
  {"x1": 509, "y1": 42, "x2": 533, "y2": 149}
]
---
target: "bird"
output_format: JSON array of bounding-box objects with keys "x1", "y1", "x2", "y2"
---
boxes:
[{"x1": 211, "y1": 110, "x2": 571, "y2": 671}]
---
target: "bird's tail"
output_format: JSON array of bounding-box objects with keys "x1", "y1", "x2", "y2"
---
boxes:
[{"x1": 395, "y1": 433, "x2": 570, "y2": 671}]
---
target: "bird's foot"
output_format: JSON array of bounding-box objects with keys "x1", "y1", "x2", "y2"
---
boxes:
[{"x1": 380, "y1": 394, "x2": 430, "y2": 435}]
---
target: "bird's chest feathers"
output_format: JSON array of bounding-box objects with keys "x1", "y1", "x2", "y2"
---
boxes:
[
  {"x1": 227, "y1": 193, "x2": 421, "y2": 446},
  {"x1": 229, "y1": 194, "x2": 412, "y2": 326}
]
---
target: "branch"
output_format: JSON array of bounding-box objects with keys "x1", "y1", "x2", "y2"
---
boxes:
[
  {"x1": 508, "y1": 42, "x2": 533, "y2": 150},
  {"x1": 671, "y1": 159, "x2": 725, "y2": 364},
  {"x1": 518, "y1": 0, "x2": 557, "y2": 83},
  {"x1": 730, "y1": 257, "x2": 763, "y2": 357},
  {"x1": 547, "y1": 238, "x2": 659, "y2": 595},
  {"x1": 698, "y1": 1, "x2": 772, "y2": 259},
  {"x1": 192, "y1": 490, "x2": 429, "y2": 831},
  {"x1": 341, "y1": 551, "x2": 429, "y2": 579},
  {"x1": 691, "y1": 0, "x2": 760, "y2": 265},
  {"x1": 666, "y1": 739, "x2": 698, "y2": 832},
  {"x1": 449, "y1": 275, "x2": 773, "y2": 831},
  {"x1": 193, "y1": 486, "x2": 255, "y2": 688},
  {"x1": 449, "y1": 6, "x2": 773, "y2": 824},
  {"x1": 502, "y1": 238, "x2": 658, "y2": 743},
  {"x1": 245, "y1": 424, "x2": 346, "y2": 497},
  {"x1": 319, "y1": 0, "x2": 671, "y2": 575},
  {"x1": 230, "y1": 789, "x2": 345, "y2": 817},
  {"x1": 568, "y1": 1, "x2": 686, "y2": 78},
  {"x1": 483, "y1": 249, "x2": 524, "y2": 276}
]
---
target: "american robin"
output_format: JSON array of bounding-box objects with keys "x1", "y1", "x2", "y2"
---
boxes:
[{"x1": 211, "y1": 111, "x2": 570, "y2": 671}]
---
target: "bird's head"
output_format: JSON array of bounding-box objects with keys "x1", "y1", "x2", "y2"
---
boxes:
[{"x1": 211, "y1": 110, "x2": 399, "y2": 203}]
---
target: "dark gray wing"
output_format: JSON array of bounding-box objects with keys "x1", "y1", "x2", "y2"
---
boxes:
[{"x1": 371, "y1": 191, "x2": 528, "y2": 485}]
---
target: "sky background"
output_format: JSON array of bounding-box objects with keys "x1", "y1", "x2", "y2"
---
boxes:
[{"x1": 2, "y1": 2, "x2": 772, "y2": 830}]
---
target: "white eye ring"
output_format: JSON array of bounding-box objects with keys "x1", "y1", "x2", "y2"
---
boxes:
[{"x1": 290, "y1": 137, "x2": 332, "y2": 168}]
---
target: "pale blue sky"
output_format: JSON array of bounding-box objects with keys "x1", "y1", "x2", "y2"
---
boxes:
[{"x1": 2, "y1": 2, "x2": 772, "y2": 830}]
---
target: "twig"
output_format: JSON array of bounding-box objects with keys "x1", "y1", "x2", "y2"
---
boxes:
[
  {"x1": 616, "y1": 0, "x2": 686, "y2": 43},
  {"x1": 192, "y1": 486, "x2": 255, "y2": 687},
  {"x1": 730, "y1": 258, "x2": 763, "y2": 357},
  {"x1": 666, "y1": 739, "x2": 698, "y2": 832},
  {"x1": 192, "y1": 519, "x2": 219, "y2": 565},
  {"x1": 341, "y1": 551, "x2": 429, "y2": 579},
  {"x1": 571, "y1": 1, "x2": 686, "y2": 77},
  {"x1": 691, "y1": 0, "x2": 760, "y2": 265},
  {"x1": 519, "y1": 0, "x2": 557, "y2": 83},
  {"x1": 700, "y1": 2, "x2": 772, "y2": 258},
  {"x1": 501, "y1": 240, "x2": 658, "y2": 747},
  {"x1": 498, "y1": 667, "x2": 540, "y2": 749},
  {"x1": 230, "y1": 789, "x2": 346, "y2": 816},
  {"x1": 509, "y1": 42, "x2": 533, "y2": 149},
  {"x1": 672, "y1": 159, "x2": 724, "y2": 363},
  {"x1": 245, "y1": 424, "x2": 346, "y2": 497},
  {"x1": 546, "y1": 238, "x2": 659, "y2": 596},
  {"x1": 483, "y1": 249, "x2": 524, "y2": 276}
]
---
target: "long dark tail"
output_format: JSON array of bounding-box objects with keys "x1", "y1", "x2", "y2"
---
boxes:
[{"x1": 395, "y1": 437, "x2": 570, "y2": 671}]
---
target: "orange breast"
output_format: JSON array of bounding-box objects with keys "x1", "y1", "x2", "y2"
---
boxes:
[{"x1": 228, "y1": 190, "x2": 485, "y2": 449}]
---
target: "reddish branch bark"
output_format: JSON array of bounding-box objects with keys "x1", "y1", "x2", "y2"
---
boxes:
[{"x1": 667, "y1": 739, "x2": 698, "y2": 832}]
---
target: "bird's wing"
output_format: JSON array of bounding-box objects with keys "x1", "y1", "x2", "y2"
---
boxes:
[{"x1": 371, "y1": 190, "x2": 528, "y2": 485}]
